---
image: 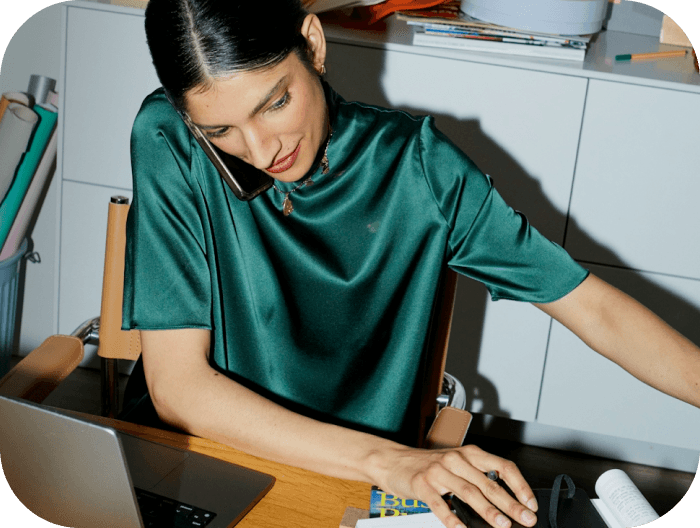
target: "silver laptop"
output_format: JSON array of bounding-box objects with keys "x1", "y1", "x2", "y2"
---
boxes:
[{"x1": 0, "y1": 395, "x2": 275, "y2": 528}]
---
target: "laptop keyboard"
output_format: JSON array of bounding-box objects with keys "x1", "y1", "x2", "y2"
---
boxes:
[{"x1": 135, "y1": 487, "x2": 217, "y2": 527}]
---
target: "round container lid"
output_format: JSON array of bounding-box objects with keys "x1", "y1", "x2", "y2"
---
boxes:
[{"x1": 460, "y1": 0, "x2": 608, "y2": 35}]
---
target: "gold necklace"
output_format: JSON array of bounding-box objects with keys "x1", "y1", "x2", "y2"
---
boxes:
[{"x1": 272, "y1": 129, "x2": 332, "y2": 216}]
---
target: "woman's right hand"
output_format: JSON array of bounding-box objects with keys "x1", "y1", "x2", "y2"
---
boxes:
[{"x1": 369, "y1": 443, "x2": 538, "y2": 528}]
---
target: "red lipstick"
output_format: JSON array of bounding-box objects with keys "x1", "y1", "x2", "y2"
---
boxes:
[{"x1": 267, "y1": 143, "x2": 301, "y2": 174}]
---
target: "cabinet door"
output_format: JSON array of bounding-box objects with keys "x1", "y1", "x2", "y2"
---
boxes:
[
  {"x1": 62, "y1": 6, "x2": 158, "y2": 190},
  {"x1": 566, "y1": 79, "x2": 700, "y2": 280},
  {"x1": 537, "y1": 263, "x2": 700, "y2": 451},
  {"x1": 326, "y1": 42, "x2": 587, "y2": 421},
  {"x1": 58, "y1": 181, "x2": 132, "y2": 368}
]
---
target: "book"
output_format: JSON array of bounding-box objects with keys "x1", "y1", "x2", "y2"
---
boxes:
[
  {"x1": 396, "y1": 0, "x2": 590, "y2": 40},
  {"x1": 416, "y1": 23, "x2": 588, "y2": 48},
  {"x1": 370, "y1": 487, "x2": 431, "y2": 518},
  {"x1": 592, "y1": 469, "x2": 659, "y2": 528},
  {"x1": 412, "y1": 28, "x2": 586, "y2": 61},
  {"x1": 398, "y1": 0, "x2": 590, "y2": 61}
]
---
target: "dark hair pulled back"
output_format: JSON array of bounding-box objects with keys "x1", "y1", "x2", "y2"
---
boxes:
[{"x1": 145, "y1": 0, "x2": 311, "y2": 111}]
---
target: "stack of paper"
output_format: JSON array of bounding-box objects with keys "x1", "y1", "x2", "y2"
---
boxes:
[{"x1": 397, "y1": 0, "x2": 591, "y2": 61}]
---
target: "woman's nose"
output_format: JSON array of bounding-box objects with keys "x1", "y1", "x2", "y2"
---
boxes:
[{"x1": 240, "y1": 126, "x2": 277, "y2": 170}]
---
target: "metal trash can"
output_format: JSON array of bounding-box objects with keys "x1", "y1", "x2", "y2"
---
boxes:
[{"x1": 0, "y1": 238, "x2": 28, "y2": 377}]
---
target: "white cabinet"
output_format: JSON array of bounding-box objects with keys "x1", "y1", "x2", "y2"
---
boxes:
[{"x1": 547, "y1": 77, "x2": 700, "y2": 459}]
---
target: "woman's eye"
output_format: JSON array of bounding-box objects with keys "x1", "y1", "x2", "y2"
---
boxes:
[
  {"x1": 269, "y1": 92, "x2": 291, "y2": 112},
  {"x1": 205, "y1": 127, "x2": 230, "y2": 139}
]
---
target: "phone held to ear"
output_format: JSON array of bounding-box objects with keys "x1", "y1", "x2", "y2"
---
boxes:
[{"x1": 164, "y1": 90, "x2": 273, "y2": 201}]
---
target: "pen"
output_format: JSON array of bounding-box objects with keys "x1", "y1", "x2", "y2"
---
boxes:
[{"x1": 616, "y1": 50, "x2": 688, "y2": 61}]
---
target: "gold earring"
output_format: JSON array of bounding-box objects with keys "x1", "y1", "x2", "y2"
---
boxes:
[{"x1": 319, "y1": 64, "x2": 326, "y2": 75}]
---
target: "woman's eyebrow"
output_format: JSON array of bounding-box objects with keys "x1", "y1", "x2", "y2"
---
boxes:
[
  {"x1": 193, "y1": 76, "x2": 288, "y2": 129},
  {"x1": 249, "y1": 77, "x2": 287, "y2": 118}
]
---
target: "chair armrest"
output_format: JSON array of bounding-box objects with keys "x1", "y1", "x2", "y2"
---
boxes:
[
  {"x1": 0, "y1": 335, "x2": 84, "y2": 404},
  {"x1": 424, "y1": 406, "x2": 473, "y2": 450}
]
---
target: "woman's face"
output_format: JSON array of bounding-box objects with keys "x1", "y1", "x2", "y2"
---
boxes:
[{"x1": 184, "y1": 52, "x2": 328, "y2": 184}]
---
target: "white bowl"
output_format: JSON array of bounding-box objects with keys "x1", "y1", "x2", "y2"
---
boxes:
[{"x1": 460, "y1": 0, "x2": 609, "y2": 35}]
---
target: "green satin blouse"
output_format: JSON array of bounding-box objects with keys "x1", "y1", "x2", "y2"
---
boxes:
[{"x1": 122, "y1": 84, "x2": 588, "y2": 443}]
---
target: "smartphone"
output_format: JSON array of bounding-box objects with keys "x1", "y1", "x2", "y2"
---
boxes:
[{"x1": 164, "y1": 90, "x2": 273, "y2": 201}]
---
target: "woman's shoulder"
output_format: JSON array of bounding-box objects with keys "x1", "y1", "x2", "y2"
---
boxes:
[
  {"x1": 336, "y1": 96, "x2": 427, "y2": 138},
  {"x1": 132, "y1": 88, "x2": 189, "y2": 142},
  {"x1": 334, "y1": 95, "x2": 478, "y2": 172},
  {"x1": 131, "y1": 88, "x2": 194, "y2": 162}
]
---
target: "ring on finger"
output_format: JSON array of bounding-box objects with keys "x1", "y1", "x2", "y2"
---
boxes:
[{"x1": 486, "y1": 470, "x2": 499, "y2": 481}]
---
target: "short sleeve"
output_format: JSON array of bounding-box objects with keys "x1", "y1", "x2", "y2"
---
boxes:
[
  {"x1": 418, "y1": 117, "x2": 588, "y2": 303},
  {"x1": 122, "y1": 92, "x2": 212, "y2": 330}
]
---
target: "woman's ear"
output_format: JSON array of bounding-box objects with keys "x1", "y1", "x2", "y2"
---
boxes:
[{"x1": 301, "y1": 14, "x2": 327, "y2": 73}]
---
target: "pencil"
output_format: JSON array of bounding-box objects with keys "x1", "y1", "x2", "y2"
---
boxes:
[{"x1": 616, "y1": 50, "x2": 688, "y2": 61}]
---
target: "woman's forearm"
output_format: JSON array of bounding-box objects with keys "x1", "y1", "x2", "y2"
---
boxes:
[
  {"x1": 152, "y1": 358, "x2": 396, "y2": 484},
  {"x1": 536, "y1": 274, "x2": 700, "y2": 408},
  {"x1": 142, "y1": 328, "x2": 396, "y2": 484}
]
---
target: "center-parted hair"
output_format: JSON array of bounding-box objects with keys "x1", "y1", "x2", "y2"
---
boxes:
[{"x1": 145, "y1": 0, "x2": 311, "y2": 110}]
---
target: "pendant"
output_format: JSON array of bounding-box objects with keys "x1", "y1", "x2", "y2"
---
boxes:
[{"x1": 282, "y1": 193, "x2": 294, "y2": 216}]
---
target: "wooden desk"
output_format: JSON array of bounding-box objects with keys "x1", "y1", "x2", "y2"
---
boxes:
[
  {"x1": 86, "y1": 415, "x2": 694, "y2": 527},
  {"x1": 87, "y1": 415, "x2": 371, "y2": 528}
]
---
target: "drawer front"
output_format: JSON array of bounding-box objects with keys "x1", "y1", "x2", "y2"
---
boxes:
[
  {"x1": 537, "y1": 263, "x2": 700, "y2": 450},
  {"x1": 566, "y1": 79, "x2": 700, "y2": 279}
]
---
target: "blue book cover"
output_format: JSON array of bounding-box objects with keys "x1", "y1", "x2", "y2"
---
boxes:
[{"x1": 370, "y1": 486, "x2": 431, "y2": 518}]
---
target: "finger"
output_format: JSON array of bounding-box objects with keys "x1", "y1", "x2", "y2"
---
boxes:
[
  {"x1": 435, "y1": 467, "x2": 515, "y2": 528},
  {"x1": 435, "y1": 456, "x2": 536, "y2": 528},
  {"x1": 412, "y1": 475, "x2": 469, "y2": 528},
  {"x1": 472, "y1": 468, "x2": 538, "y2": 527},
  {"x1": 451, "y1": 447, "x2": 537, "y2": 527},
  {"x1": 464, "y1": 445, "x2": 538, "y2": 512}
]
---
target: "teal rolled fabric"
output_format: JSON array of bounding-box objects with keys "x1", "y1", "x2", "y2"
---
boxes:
[
  {"x1": 0, "y1": 105, "x2": 57, "y2": 247},
  {"x1": 123, "y1": 85, "x2": 587, "y2": 443}
]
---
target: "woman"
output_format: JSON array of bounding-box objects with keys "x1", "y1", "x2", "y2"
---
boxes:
[{"x1": 121, "y1": 1, "x2": 700, "y2": 528}]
